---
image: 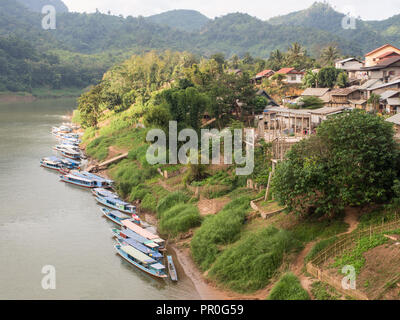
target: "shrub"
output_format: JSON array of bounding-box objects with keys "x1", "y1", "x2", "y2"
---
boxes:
[
  {"x1": 159, "y1": 203, "x2": 202, "y2": 237},
  {"x1": 141, "y1": 193, "x2": 157, "y2": 212},
  {"x1": 190, "y1": 196, "x2": 250, "y2": 271},
  {"x1": 129, "y1": 184, "x2": 151, "y2": 202},
  {"x1": 157, "y1": 191, "x2": 191, "y2": 218},
  {"x1": 267, "y1": 273, "x2": 310, "y2": 300},
  {"x1": 305, "y1": 236, "x2": 337, "y2": 263},
  {"x1": 208, "y1": 227, "x2": 302, "y2": 293}
]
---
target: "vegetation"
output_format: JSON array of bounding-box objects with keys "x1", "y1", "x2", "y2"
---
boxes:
[
  {"x1": 267, "y1": 273, "x2": 310, "y2": 300},
  {"x1": 190, "y1": 196, "x2": 251, "y2": 271},
  {"x1": 272, "y1": 111, "x2": 399, "y2": 218},
  {"x1": 311, "y1": 281, "x2": 340, "y2": 300},
  {"x1": 208, "y1": 226, "x2": 301, "y2": 293}
]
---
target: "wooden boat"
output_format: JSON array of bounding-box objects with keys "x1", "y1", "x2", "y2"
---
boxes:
[
  {"x1": 92, "y1": 188, "x2": 118, "y2": 199},
  {"x1": 60, "y1": 149, "x2": 81, "y2": 160},
  {"x1": 53, "y1": 144, "x2": 80, "y2": 153},
  {"x1": 114, "y1": 244, "x2": 167, "y2": 279},
  {"x1": 101, "y1": 207, "x2": 140, "y2": 226},
  {"x1": 122, "y1": 220, "x2": 165, "y2": 250},
  {"x1": 167, "y1": 256, "x2": 178, "y2": 282},
  {"x1": 41, "y1": 156, "x2": 80, "y2": 171},
  {"x1": 111, "y1": 228, "x2": 160, "y2": 251},
  {"x1": 95, "y1": 196, "x2": 136, "y2": 214},
  {"x1": 70, "y1": 171, "x2": 113, "y2": 188},
  {"x1": 115, "y1": 235, "x2": 163, "y2": 260},
  {"x1": 60, "y1": 174, "x2": 97, "y2": 188}
]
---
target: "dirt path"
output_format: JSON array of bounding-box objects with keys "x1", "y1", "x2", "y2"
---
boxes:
[{"x1": 342, "y1": 207, "x2": 361, "y2": 234}]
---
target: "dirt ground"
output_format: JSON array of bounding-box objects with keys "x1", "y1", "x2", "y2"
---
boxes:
[{"x1": 197, "y1": 196, "x2": 230, "y2": 216}]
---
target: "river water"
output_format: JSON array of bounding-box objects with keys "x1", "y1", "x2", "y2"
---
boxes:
[{"x1": 0, "y1": 98, "x2": 200, "y2": 300}]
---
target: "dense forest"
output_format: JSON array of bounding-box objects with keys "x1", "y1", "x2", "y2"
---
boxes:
[{"x1": 2, "y1": 0, "x2": 400, "y2": 93}]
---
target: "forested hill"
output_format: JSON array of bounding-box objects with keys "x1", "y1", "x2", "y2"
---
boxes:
[
  {"x1": 146, "y1": 9, "x2": 210, "y2": 32},
  {"x1": 2, "y1": 0, "x2": 400, "y2": 93},
  {"x1": 16, "y1": 0, "x2": 69, "y2": 13}
]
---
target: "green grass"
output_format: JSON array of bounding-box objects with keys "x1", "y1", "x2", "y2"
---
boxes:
[
  {"x1": 311, "y1": 281, "x2": 340, "y2": 300},
  {"x1": 305, "y1": 236, "x2": 338, "y2": 263},
  {"x1": 156, "y1": 191, "x2": 191, "y2": 218},
  {"x1": 332, "y1": 234, "x2": 389, "y2": 274},
  {"x1": 86, "y1": 136, "x2": 113, "y2": 161},
  {"x1": 159, "y1": 203, "x2": 202, "y2": 237},
  {"x1": 208, "y1": 226, "x2": 302, "y2": 293},
  {"x1": 190, "y1": 196, "x2": 251, "y2": 271},
  {"x1": 267, "y1": 273, "x2": 310, "y2": 300}
]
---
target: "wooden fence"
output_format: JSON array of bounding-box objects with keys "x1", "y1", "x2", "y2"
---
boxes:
[{"x1": 306, "y1": 217, "x2": 400, "y2": 300}]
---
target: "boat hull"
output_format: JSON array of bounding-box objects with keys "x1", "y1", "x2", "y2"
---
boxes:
[
  {"x1": 95, "y1": 197, "x2": 136, "y2": 214},
  {"x1": 115, "y1": 246, "x2": 167, "y2": 279},
  {"x1": 60, "y1": 176, "x2": 96, "y2": 188}
]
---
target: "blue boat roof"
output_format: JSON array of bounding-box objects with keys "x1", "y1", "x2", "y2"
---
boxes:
[
  {"x1": 109, "y1": 210, "x2": 128, "y2": 219},
  {"x1": 119, "y1": 236, "x2": 162, "y2": 258},
  {"x1": 46, "y1": 156, "x2": 62, "y2": 162},
  {"x1": 104, "y1": 197, "x2": 130, "y2": 206},
  {"x1": 121, "y1": 228, "x2": 156, "y2": 246}
]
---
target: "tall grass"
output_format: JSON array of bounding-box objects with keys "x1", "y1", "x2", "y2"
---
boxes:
[
  {"x1": 190, "y1": 196, "x2": 251, "y2": 271},
  {"x1": 159, "y1": 203, "x2": 202, "y2": 237},
  {"x1": 156, "y1": 191, "x2": 191, "y2": 218},
  {"x1": 267, "y1": 273, "x2": 310, "y2": 300},
  {"x1": 208, "y1": 226, "x2": 302, "y2": 293}
]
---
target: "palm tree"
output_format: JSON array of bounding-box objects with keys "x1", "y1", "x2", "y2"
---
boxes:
[
  {"x1": 287, "y1": 42, "x2": 305, "y2": 60},
  {"x1": 302, "y1": 70, "x2": 318, "y2": 88},
  {"x1": 367, "y1": 93, "x2": 381, "y2": 112},
  {"x1": 320, "y1": 46, "x2": 340, "y2": 66}
]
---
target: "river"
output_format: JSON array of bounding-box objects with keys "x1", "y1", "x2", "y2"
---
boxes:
[{"x1": 0, "y1": 98, "x2": 200, "y2": 300}]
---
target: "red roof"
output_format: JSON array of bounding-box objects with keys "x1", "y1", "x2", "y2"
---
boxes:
[
  {"x1": 277, "y1": 67, "x2": 302, "y2": 74},
  {"x1": 376, "y1": 51, "x2": 400, "y2": 59},
  {"x1": 365, "y1": 44, "x2": 400, "y2": 57},
  {"x1": 256, "y1": 69, "x2": 274, "y2": 77}
]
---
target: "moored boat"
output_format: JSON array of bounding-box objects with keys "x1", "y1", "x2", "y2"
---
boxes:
[
  {"x1": 101, "y1": 207, "x2": 140, "y2": 226},
  {"x1": 92, "y1": 188, "x2": 118, "y2": 199},
  {"x1": 95, "y1": 196, "x2": 136, "y2": 214},
  {"x1": 60, "y1": 174, "x2": 97, "y2": 188},
  {"x1": 111, "y1": 228, "x2": 160, "y2": 251},
  {"x1": 71, "y1": 171, "x2": 113, "y2": 188},
  {"x1": 60, "y1": 149, "x2": 81, "y2": 160},
  {"x1": 167, "y1": 255, "x2": 178, "y2": 282},
  {"x1": 122, "y1": 220, "x2": 165, "y2": 250},
  {"x1": 114, "y1": 244, "x2": 167, "y2": 279},
  {"x1": 115, "y1": 235, "x2": 163, "y2": 260},
  {"x1": 41, "y1": 156, "x2": 80, "y2": 171}
]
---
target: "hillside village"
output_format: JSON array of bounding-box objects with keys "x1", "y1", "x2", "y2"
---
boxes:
[{"x1": 251, "y1": 43, "x2": 400, "y2": 145}]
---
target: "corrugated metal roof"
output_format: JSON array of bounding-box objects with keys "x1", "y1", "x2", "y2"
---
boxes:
[
  {"x1": 330, "y1": 87, "x2": 359, "y2": 96},
  {"x1": 121, "y1": 245, "x2": 156, "y2": 264},
  {"x1": 387, "y1": 98, "x2": 400, "y2": 105},
  {"x1": 301, "y1": 88, "x2": 330, "y2": 97},
  {"x1": 379, "y1": 90, "x2": 399, "y2": 101},
  {"x1": 359, "y1": 79, "x2": 383, "y2": 90},
  {"x1": 122, "y1": 220, "x2": 160, "y2": 240},
  {"x1": 386, "y1": 113, "x2": 400, "y2": 125},
  {"x1": 370, "y1": 79, "x2": 400, "y2": 91}
]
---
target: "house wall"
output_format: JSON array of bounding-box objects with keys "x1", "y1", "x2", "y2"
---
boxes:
[
  {"x1": 286, "y1": 74, "x2": 303, "y2": 84},
  {"x1": 365, "y1": 46, "x2": 400, "y2": 67}
]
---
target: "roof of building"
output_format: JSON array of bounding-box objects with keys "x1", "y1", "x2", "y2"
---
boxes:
[
  {"x1": 387, "y1": 98, "x2": 400, "y2": 105},
  {"x1": 362, "y1": 56, "x2": 400, "y2": 70},
  {"x1": 309, "y1": 106, "x2": 347, "y2": 115},
  {"x1": 330, "y1": 87, "x2": 360, "y2": 96},
  {"x1": 376, "y1": 51, "x2": 400, "y2": 59},
  {"x1": 336, "y1": 57, "x2": 362, "y2": 64},
  {"x1": 386, "y1": 113, "x2": 400, "y2": 125},
  {"x1": 365, "y1": 44, "x2": 400, "y2": 57},
  {"x1": 256, "y1": 69, "x2": 274, "y2": 78},
  {"x1": 301, "y1": 88, "x2": 330, "y2": 97},
  {"x1": 379, "y1": 90, "x2": 399, "y2": 101},
  {"x1": 359, "y1": 79, "x2": 383, "y2": 90},
  {"x1": 276, "y1": 67, "x2": 302, "y2": 74},
  {"x1": 370, "y1": 79, "x2": 400, "y2": 91},
  {"x1": 348, "y1": 99, "x2": 367, "y2": 105}
]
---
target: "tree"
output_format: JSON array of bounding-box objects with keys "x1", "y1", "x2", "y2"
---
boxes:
[
  {"x1": 302, "y1": 70, "x2": 318, "y2": 88},
  {"x1": 367, "y1": 93, "x2": 381, "y2": 112},
  {"x1": 336, "y1": 72, "x2": 349, "y2": 88},
  {"x1": 316, "y1": 67, "x2": 341, "y2": 88},
  {"x1": 296, "y1": 96, "x2": 324, "y2": 109},
  {"x1": 320, "y1": 45, "x2": 341, "y2": 67},
  {"x1": 272, "y1": 111, "x2": 399, "y2": 217}
]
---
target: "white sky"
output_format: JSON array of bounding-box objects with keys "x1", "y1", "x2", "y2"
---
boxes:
[{"x1": 62, "y1": 0, "x2": 400, "y2": 21}]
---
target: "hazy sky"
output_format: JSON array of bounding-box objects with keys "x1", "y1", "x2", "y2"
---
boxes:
[{"x1": 62, "y1": 0, "x2": 400, "y2": 21}]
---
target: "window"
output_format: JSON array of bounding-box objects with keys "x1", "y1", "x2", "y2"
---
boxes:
[{"x1": 291, "y1": 76, "x2": 296, "y2": 81}]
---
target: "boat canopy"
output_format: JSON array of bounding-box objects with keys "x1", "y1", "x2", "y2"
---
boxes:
[
  {"x1": 119, "y1": 236, "x2": 162, "y2": 259},
  {"x1": 65, "y1": 174, "x2": 93, "y2": 183},
  {"x1": 153, "y1": 238, "x2": 165, "y2": 244},
  {"x1": 150, "y1": 263, "x2": 166, "y2": 270},
  {"x1": 120, "y1": 228, "x2": 158, "y2": 247},
  {"x1": 121, "y1": 245, "x2": 156, "y2": 264},
  {"x1": 104, "y1": 197, "x2": 130, "y2": 206},
  {"x1": 122, "y1": 220, "x2": 160, "y2": 240},
  {"x1": 109, "y1": 210, "x2": 128, "y2": 219},
  {"x1": 44, "y1": 156, "x2": 62, "y2": 162}
]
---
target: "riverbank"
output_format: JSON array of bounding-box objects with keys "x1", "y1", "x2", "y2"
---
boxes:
[{"x1": 0, "y1": 87, "x2": 86, "y2": 103}]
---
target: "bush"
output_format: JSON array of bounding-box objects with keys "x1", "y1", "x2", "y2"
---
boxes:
[
  {"x1": 208, "y1": 227, "x2": 302, "y2": 293},
  {"x1": 305, "y1": 236, "x2": 337, "y2": 263},
  {"x1": 129, "y1": 184, "x2": 151, "y2": 202},
  {"x1": 190, "y1": 196, "x2": 250, "y2": 271},
  {"x1": 86, "y1": 136, "x2": 113, "y2": 161},
  {"x1": 141, "y1": 193, "x2": 157, "y2": 212},
  {"x1": 159, "y1": 203, "x2": 202, "y2": 237},
  {"x1": 267, "y1": 273, "x2": 310, "y2": 300},
  {"x1": 157, "y1": 191, "x2": 191, "y2": 218}
]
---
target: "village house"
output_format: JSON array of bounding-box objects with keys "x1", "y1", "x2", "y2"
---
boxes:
[
  {"x1": 251, "y1": 69, "x2": 275, "y2": 84},
  {"x1": 276, "y1": 68, "x2": 304, "y2": 84},
  {"x1": 335, "y1": 57, "x2": 366, "y2": 81},
  {"x1": 379, "y1": 90, "x2": 400, "y2": 114},
  {"x1": 364, "y1": 44, "x2": 400, "y2": 68},
  {"x1": 386, "y1": 113, "x2": 400, "y2": 137},
  {"x1": 362, "y1": 56, "x2": 400, "y2": 82},
  {"x1": 300, "y1": 88, "x2": 331, "y2": 104},
  {"x1": 327, "y1": 87, "x2": 362, "y2": 108}
]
